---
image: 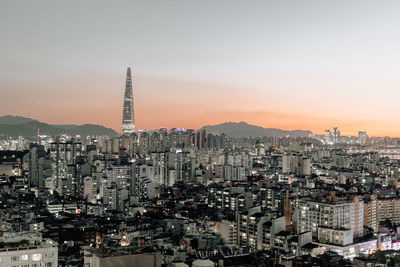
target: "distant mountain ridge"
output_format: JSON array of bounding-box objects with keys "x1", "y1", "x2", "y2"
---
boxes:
[
  {"x1": 0, "y1": 116, "x2": 311, "y2": 139},
  {"x1": 0, "y1": 115, "x2": 118, "y2": 138},
  {"x1": 201, "y1": 121, "x2": 312, "y2": 138}
]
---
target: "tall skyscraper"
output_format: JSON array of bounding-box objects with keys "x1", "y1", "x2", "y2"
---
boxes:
[
  {"x1": 122, "y1": 67, "x2": 135, "y2": 135},
  {"x1": 333, "y1": 126, "x2": 339, "y2": 143}
]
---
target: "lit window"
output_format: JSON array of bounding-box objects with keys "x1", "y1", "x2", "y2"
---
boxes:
[
  {"x1": 21, "y1": 254, "x2": 29, "y2": 260},
  {"x1": 32, "y1": 253, "x2": 42, "y2": 261}
]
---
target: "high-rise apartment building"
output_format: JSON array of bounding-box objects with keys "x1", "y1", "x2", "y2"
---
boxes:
[
  {"x1": 297, "y1": 196, "x2": 364, "y2": 246},
  {"x1": 364, "y1": 195, "x2": 400, "y2": 232},
  {"x1": 282, "y1": 153, "x2": 311, "y2": 176},
  {"x1": 49, "y1": 138, "x2": 82, "y2": 195}
]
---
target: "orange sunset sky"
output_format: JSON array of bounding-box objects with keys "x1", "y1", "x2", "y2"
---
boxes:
[{"x1": 1, "y1": 1, "x2": 400, "y2": 137}]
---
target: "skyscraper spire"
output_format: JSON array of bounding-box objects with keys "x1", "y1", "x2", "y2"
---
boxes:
[{"x1": 121, "y1": 67, "x2": 135, "y2": 135}]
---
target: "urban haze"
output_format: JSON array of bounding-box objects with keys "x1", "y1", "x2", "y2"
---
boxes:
[{"x1": 1, "y1": 1, "x2": 400, "y2": 267}]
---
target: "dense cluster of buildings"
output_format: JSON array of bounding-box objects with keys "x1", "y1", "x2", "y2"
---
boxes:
[
  {"x1": 2, "y1": 127, "x2": 400, "y2": 266},
  {"x1": 2, "y1": 69, "x2": 400, "y2": 266}
]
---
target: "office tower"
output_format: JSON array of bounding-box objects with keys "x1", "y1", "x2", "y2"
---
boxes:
[
  {"x1": 333, "y1": 126, "x2": 338, "y2": 143},
  {"x1": 358, "y1": 131, "x2": 368, "y2": 144},
  {"x1": 333, "y1": 126, "x2": 339, "y2": 143},
  {"x1": 121, "y1": 67, "x2": 135, "y2": 135}
]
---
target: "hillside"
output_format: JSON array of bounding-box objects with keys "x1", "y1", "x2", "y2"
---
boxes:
[
  {"x1": 0, "y1": 116, "x2": 118, "y2": 138},
  {"x1": 201, "y1": 121, "x2": 312, "y2": 138}
]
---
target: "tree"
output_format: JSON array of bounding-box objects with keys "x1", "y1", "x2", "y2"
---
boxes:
[
  {"x1": 374, "y1": 250, "x2": 386, "y2": 264},
  {"x1": 391, "y1": 253, "x2": 400, "y2": 265},
  {"x1": 380, "y1": 219, "x2": 393, "y2": 228}
]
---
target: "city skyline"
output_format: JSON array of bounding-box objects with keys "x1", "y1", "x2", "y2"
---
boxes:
[
  {"x1": 2, "y1": 1, "x2": 400, "y2": 137},
  {"x1": 4, "y1": 2, "x2": 400, "y2": 265}
]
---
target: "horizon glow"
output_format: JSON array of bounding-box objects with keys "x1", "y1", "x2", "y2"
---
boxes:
[{"x1": 1, "y1": 1, "x2": 400, "y2": 137}]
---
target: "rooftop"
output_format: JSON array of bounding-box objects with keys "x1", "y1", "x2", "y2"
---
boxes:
[
  {"x1": 0, "y1": 232, "x2": 57, "y2": 252},
  {"x1": 84, "y1": 246, "x2": 157, "y2": 258}
]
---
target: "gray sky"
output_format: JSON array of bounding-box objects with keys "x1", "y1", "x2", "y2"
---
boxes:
[{"x1": 1, "y1": 1, "x2": 400, "y2": 136}]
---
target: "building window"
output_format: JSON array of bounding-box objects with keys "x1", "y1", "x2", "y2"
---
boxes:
[
  {"x1": 11, "y1": 256, "x2": 18, "y2": 261},
  {"x1": 32, "y1": 253, "x2": 42, "y2": 261},
  {"x1": 20, "y1": 254, "x2": 29, "y2": 261},
  {"x1": 45, "y1": 252, "x2": 54, "y2": 258}
]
